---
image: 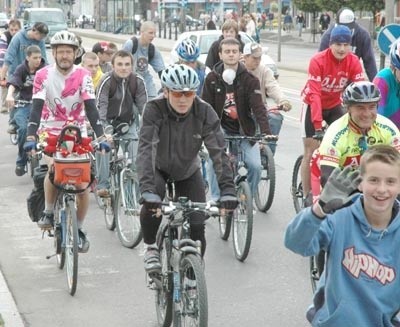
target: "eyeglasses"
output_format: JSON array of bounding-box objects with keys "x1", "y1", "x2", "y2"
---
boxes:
[
  {"x1": 358, "y1": 136, "x2": 368, "y2": 155},
  {"x1": 169, "y1": 90, "x2": 196, "y2": 98}
]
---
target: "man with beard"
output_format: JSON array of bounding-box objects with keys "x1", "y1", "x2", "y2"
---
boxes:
[{"x1": 24, "y1": 31, "x2": 109, "y2": 253}]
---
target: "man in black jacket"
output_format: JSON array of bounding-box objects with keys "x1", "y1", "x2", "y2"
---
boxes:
[
  {"x1": 319, "y1": 7, "x2": 377, "y2": 81},
  {"x1": 137, "y1": 64, "x2": 237, "y2": 273},
  {"x1": 202, "y1": 37, "x2": 271, "y2": 200}
]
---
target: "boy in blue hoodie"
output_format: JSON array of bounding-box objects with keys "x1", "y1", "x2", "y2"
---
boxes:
[{"x1": 285, "y1": 144, "x2": 400, "y2": 326}]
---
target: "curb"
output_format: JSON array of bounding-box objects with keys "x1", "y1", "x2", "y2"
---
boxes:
[{"x1": 0, "y1": 270, "x2": 24, "y2": 327}]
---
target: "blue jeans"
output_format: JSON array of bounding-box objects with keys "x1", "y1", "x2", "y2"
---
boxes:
[
  {"x1": 268, "y1": 111, "x2": 283, "y2": 155},
  {"x1": 14, "y1": 105, "x2": 31, "y2": 166},
  {"x1": 96, "y1": 123, "x2": 139, "y2": 190},
  {"x1": 208, "y1": 138, "x2": 261, "y2": 200}
]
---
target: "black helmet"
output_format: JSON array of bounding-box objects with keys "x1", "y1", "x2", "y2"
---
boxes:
[{"x1": 343, "y1": 81, "x2": 381, "y2": 105}]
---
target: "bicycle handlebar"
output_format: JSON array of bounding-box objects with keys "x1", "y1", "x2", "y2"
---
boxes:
[
  {"x1": 161, "y1": 199, "x2": 220, "y2": 216},
  {"x1": 224, "y1": 134, "x2": 278, "y2": 142}
]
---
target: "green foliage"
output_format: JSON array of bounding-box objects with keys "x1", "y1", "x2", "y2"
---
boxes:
[
  {"x1": 293, "y1": 0, "x2": 384, "y2": 15},
  {"x1": 270, "y1": 1, "x2": 279, "y2": 13}
]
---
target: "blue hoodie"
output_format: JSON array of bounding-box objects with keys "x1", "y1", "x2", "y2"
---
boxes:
[
  {"x1": 4, "y1": 27, "x2": 47, "y2": 77},
  {"x1": 285, "y1": 197, "x2": 400, "y2": 327}
]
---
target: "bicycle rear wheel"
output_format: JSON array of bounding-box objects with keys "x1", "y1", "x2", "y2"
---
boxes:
[
  {"x1": 65, "y1": 199, "x2": 79, "y2": 296},
  {"x1": 155, "y1": 224, "x2": 173, "y2": 327},
  {"x1": 255, "y1": 145, "x2": 276, "y2": 212},
  {"x1": 179, "y1": 254, "x2": 208, "y2": 327},
  {"x1": 232, "y1": 181, "x2": 253, "y2": 262},
  {"x1": 116, "y1": 170, "x2": 142, "y2": 248},
  {"x1": 291, "y1": 155, "x2": 304, "y2": 213}
]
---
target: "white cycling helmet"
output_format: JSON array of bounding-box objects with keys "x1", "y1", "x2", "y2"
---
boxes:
[
  {"x1": 161, "y1": 64, "x2": 200, "y2": 91},
  {"x1": 50, "y1": 31, "x2": 79, "y2": 48}
]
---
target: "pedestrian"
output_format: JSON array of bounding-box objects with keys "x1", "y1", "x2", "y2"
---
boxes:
[
  {"x1": 206, "y1": 15, "x2": 216, "y2": 30},
  {"x1": 319, "y1": 7, "x2": 377, "y2": 81},
  {"x1": 319, "y1": 11, "x2": 330, "y2": 33},
  {"x1": 122, "y1": 21, "x2": 165, "y2": 100},
  {"x1": 285, "y1": 144, "x2": 400, "y2": 327},
  {"x1": 283, "y1": 12, "x2": 293, "y2": 33},
  {"x1": 295, "y1": 12, "x2": 305, "y2": 37},
  {"x1": 92, "y1": 41, "x2": 118, "y2": 73}
]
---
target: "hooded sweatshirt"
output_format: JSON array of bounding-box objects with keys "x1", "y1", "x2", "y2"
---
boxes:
[{"x1": 285, "y1": 197, "x2": 400, "y2": 327}]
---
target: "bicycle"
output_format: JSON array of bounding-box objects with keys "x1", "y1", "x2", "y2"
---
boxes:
[
  {"x1": 290, "y1": 130, "x2": 326, "y2": 292},
  {"x1": 147, "y1": 197, "x2": 219, "y2": 327},
  {"x1": 218, "y1": 134, "x2": 277, "y2": 262},
  {"x1": 97, "y1": 123, "x2": 142, "y2": 248},
  {"x1": 44, "y1": 125, "x2": 94, "y2": 296}
]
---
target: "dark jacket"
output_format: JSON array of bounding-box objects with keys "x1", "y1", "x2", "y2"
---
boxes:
[
  {"x1": 8, "y1": 58, "x2": 46, "y2": 102},
  {"x1": 137, "y1": 96, "x2": 235, "y2": 196},
  {"x1": 202, "y1": 61, "x2": 270, "y2": 136},
  {"x1": 205, "y1": 34, "x2": 245, "y2": 70},
  {"x1": 96, "y1": 71, "x2": 147, "y2": 124},
  {"x1": 319, "y1": 23, "x2": 377, "y2": 81}
]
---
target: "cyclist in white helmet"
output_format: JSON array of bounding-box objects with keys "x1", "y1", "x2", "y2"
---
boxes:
[
  {"x1": 24, "y1": 31, "x2": 110, "y2": 253},
  {"x1": 137, "y1": 64, "x2": 237, "y2": 273},
  {"x1": 175, "y1": 38, "x2": 206, "y2": 95}
]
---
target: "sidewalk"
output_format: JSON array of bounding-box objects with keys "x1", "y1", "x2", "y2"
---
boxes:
[{"x1": 0, "y1": 271, "x2": 24, "y2": 327}]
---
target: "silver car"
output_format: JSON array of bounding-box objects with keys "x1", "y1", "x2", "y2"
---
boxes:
[
  {"x1": 170, "y1": 30, "x2": 279, "y2": 79},
  {"x1": 0, "y1": 13, "x2": 9, "y2": 29}
]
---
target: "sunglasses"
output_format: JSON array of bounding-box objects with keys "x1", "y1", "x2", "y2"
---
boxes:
[
  {"x1": 169, "y1": 90, "x2": 196, "y2": 98},
  {"x1": 358, "y1": 136, "x2": 368, "y2": 155}
]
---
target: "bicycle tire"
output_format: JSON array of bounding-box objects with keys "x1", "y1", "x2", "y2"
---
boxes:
[
  {"x1": 255, "y1": 145, "x2": 276, "y2": 212},
  {"x1": 91, "y1": 178, "x2": 105, "y2": 210},
  {"x1": 232, "y1": 181, "x2": 253, "y2": 262},
  {"x1": 291, "y1": 155, "x2": 304, "y2": 214},
  {"x1": 155, "y1": 224, "x2": 173, "y2": 327},
  {"x1": 218, "y1": 212, "x2": 232, "y2": 241},
  {"x1": 310, "y1": 250, "x2": 325, "y2": 293},
  {"x1": 65, "y1": 199, "x2": 79, "y2": 296},
  {"x1": 179, "y1": 254, "x2": 208, "y2": 327},
  {"x1": 54, "y1": 195, "x2": 65, "y2": 270},
  {"x1": 28, "y1": 156, "x2": 39, "y2": 178},
  {"x1": 9, "y1": 132, "x2": 17, "y2": 145},
  {"x1": 104, "y1": 174, "x2": 117, "y2": 231},
  {"x1": 116, "y1": 170, "x2": 142, "y2": 248}
]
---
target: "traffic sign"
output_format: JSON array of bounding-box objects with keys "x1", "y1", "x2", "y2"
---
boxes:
[{"x1": 377, "y1": 24, "x2": 400, "y2": 55}]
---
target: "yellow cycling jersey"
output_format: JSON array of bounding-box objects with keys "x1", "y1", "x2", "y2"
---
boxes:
[{"x1": 319, "y1": 113, "x2": 400, "y2": 168}]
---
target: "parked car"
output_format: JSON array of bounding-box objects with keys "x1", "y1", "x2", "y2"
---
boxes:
[
  {"x1": 75, "y1": 14, "x2": 95, "y2": 29},
  {"x1": 166, "y1": 14, "x2": 202, "y2": 27},
  {"x1": 0, "y1": 12, "x2": 9, "y2": 29},
  {"x1": 170, "y1": 30, "x2": 279, "y2": 79}
]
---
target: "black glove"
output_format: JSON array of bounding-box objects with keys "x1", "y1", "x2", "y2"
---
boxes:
[
  {"x1": 23, "y1": 140, "x2": 37, "y2": 152},
  {"x1": 140, "y1": 192, "x2": 162, "y2": 210},
  {"x1": 220, "y1": 195, "x2": 238, "y2": 210},
  {"x1": 318, "y1": 166, "x2": 362, "y2": 214},
  {"x1": 313, "y1": 129, "x2": 324, "y2": 141}
]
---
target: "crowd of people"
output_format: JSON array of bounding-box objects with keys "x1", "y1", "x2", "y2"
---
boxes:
[{"x1": 2, "y1": 5, "x2": 400, "y2": 325}]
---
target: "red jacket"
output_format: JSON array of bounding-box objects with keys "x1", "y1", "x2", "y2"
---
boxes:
[{"x1": 301, "y1": 49, "x2": 364, "y2": 130}]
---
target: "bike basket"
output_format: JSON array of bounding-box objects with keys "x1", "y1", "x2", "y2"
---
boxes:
[{"x1": 53, "y1": 152, "x2": 91, "y2": 185}]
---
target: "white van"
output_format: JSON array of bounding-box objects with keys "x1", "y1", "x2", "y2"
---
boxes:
[{"x1": 23, "y1": 8, "x2": 68, "y2": 44}]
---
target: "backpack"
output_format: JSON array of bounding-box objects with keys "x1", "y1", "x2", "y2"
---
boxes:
[
  {"x1": 26, "y1": 165, "x2": 47, "y2": 222},
  {"x1": 109, "y1": 73, "x2": 137, "y2": 99},
  {"x1": 131, "y1": 36, "x2": 155, "y2": 62}
]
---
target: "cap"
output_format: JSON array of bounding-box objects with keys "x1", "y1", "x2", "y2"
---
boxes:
[
  {"x1": 243, "y1": 42, "x2": 262, "y2": 57},
  {"x1": 92, "y1": 41, "x2": 116, "y2": 54},
  {"x1": 329, "y1": 25, "x2": 352, "y2": 45},
  {"x1": 337, "y1": 8, "x2": 355, "y2": 28}
]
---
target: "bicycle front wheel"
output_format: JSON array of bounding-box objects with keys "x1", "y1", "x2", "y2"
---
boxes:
[
  {"x1": 155, "y1": 224, "x2": 173, "y2": 327},
  {"x1": 65, "y1": 199, "x2": 79, "y2": 296},
  {"x1": 179, "y1": 254, "x2": 208, "y2": 327},
  {"x1": 232, "y1": 181, "x2": 253, "y2": 262},
  {"x1": 291, "y1": 155, "x2": 304, "y2": 214},
  {"x1": 255, "y1": 145, "x2": 276, "y2": 212},
  {"x1": 103, "y1": 174, "x2": 117, "y2": 230},
  {"x1": 218, "y1": 212, "x2": 232, "y2": 241},
  {"x1": 9, "y1": 132, "x2": 17, "y2": 145},
  {"x1": 54, "y1": 195, "x2": 65, "y2": 270},
  {"x1": 116, "y1": 170, "x2": 142, "y2": 248}
]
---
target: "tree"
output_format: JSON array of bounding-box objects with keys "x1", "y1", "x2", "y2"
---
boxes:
[{"x1": 292, "y1": 0, "x2": 322, "y2": 14}]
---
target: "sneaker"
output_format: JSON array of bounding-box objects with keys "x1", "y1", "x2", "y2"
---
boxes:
[
  {"x1": 96, "y1": 188, "x2": 110, "y2": 197},
  {"x1": 37, "y1": 212, "x2": 54, "y2": 229},
  {"x1": 15, "y1": 165, "x2": 26, "y2": 177},
  {"x1": 78, "y1": 229, "x2": 90, "y2": 253},
  {"x1": 7, "y1": 124, "x2": 17, "y2": 134},
  {"x1": 144, "y1": 245, "x2": 161, "y2": 273}
]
